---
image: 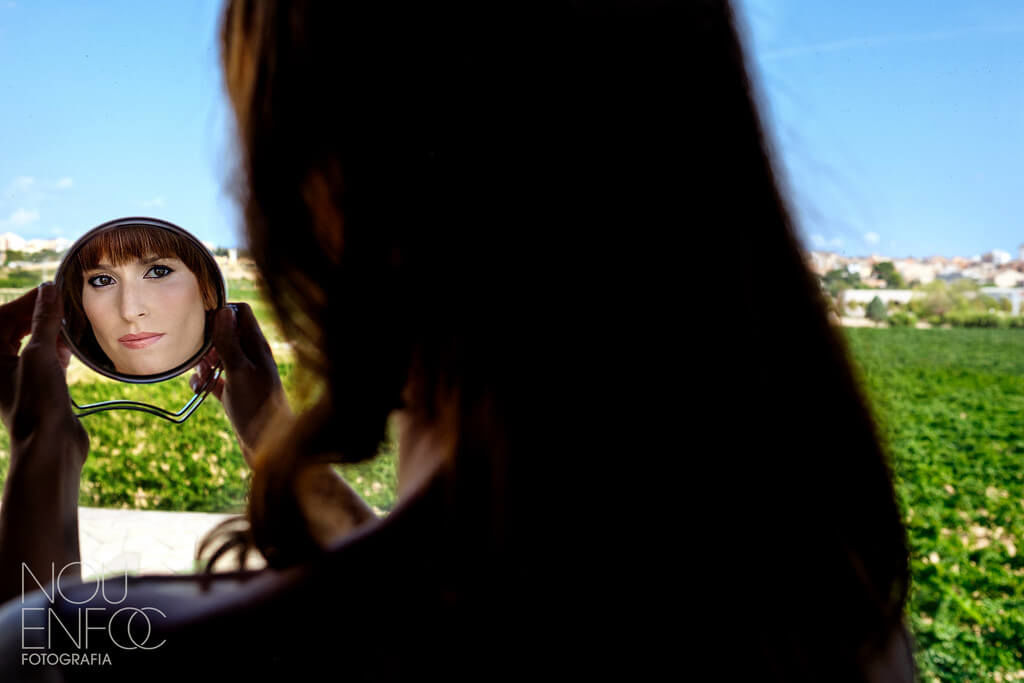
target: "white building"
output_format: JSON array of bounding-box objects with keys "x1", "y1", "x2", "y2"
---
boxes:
[
  {"x1": 994, "y1": 269, "x2": 1024, "y2": 288},
  {"x1": 960, "y1": 264, "x2": 997, "y2": 283},
  {"x1": 806, "y1": 251, "x2": 841, "y2": 276},
  {"x1": 22, "y1": 237, "x2": 70, "y2": 253},
  {"x1": 0, "y1": 232, "x2": 26, "y2": 251},
  {"x1": 842, "y1": 289, "x2": 916, "y2": 305},
  {"x1": 894, "y1": 259, "x2": 936, "y2": 285},
  {"x1": 846, "y1": 261, "x2": 873, "y2": 279},
  {"x1": 985, "y1": 249, "x2": 1012, "y2": 266}
]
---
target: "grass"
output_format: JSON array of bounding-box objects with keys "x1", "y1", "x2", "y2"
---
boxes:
[
  {"x1": 846, "y1": 327, "x2": 1024, "y2": 682},
  {"x1": 20, "y1": 281, "x2": 1024, "y2": 678}
]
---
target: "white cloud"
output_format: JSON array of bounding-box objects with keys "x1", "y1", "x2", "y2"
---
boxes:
[
  {"x1": 809, "y1": 234, "x2": 844, "y2": 249},
  {"x1": 5, "y1": 176, "x2": 34, "y2": 197},
  {"x1": 864, "y1": 232, "x2": 880, "y2": 245},
  {"x1": 55, "y1": 177, "x2": 73, "y2": 189},
  {"x1": 141, "y1": 197, "x2": 166, "y2": 208},
  {"x1": 8, "y1": 208, "x2": 39, "y2": 226},
  {"x1": 763, "y1": 24, "x2": 1024, "y2": 61}
]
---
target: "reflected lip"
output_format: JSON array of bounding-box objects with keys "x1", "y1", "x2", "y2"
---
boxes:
[{"x1": 118, "y1": 333, "x2": 164, "y2": 349}]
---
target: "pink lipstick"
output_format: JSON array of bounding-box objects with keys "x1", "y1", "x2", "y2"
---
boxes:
[{"x1": 118, "y1": 333, "x2": 165, "y2": 349}]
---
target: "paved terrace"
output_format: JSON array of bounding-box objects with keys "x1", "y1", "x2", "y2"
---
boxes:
[{"x1": 75, "y1": 506, "x2": 266, "y2": 578}]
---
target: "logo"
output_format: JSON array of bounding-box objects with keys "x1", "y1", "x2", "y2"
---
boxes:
[{"x1": 19, "y1": 562, "x2": 167, "y2": 667}]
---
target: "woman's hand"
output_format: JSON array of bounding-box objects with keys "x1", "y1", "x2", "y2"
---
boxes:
[
  {"x1": 190, "y1": 303, "x2": 290, "y2": 465},
  {"x1": 0, "y1": 283, "x2": 85, "y2": 456},
  {"x1": 0, "y1": 283, "x2": 88, "y2": 604}
]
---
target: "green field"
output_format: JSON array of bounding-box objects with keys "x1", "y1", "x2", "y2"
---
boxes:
[
  {"x1": 846, "y1": 328, "x2": 1024, "y2": 681},
  {"x1": 0, "y1": 279, "x2": 398, "y2": 516},
  {"x1": 6, "y1": 280, "x2": 1024, "y2": 678}
]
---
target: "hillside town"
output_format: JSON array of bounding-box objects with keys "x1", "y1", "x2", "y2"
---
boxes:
[
  {"x1": 0, "y1": 232, "x2": 72, "y2": 256},
  {"x1": 806, "y1": 246, "x2": 1024, "y2": 289},
  {"x1": 804, "y1": 244, "x2": 1024, "y2": 328},
  {"x1": 0, "y1": 231, "x2": 256, "y2": 287}
]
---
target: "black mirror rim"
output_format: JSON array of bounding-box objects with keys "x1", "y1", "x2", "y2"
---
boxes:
[{"x1": 55, "y1": 216, "x2": 227, "y2": 385}]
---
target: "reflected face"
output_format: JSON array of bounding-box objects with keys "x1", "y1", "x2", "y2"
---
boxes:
[{"x1": 81, "y1": 254, "x2": 207, "y2": 376}]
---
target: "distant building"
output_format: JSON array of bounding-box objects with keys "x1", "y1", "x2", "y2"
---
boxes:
[
  {"x1": 806, "y1": 251, "x2": 841, "y2": 276},
  {"x1": 0, "y1": 232, "x2": 26, "y2": 251},
  {"x1": 842, "y1": 289, "x2": 916, "y2": 305},
  {"x1": 984, "y1": 249, "x2": 1012, "y2": 266},
  {"x1": 959, "y1": 264, "x2": 997, "y2": 283},
  {"x1": 994, "y1": 269, "x2": 1024, "y2": 288},
  {"x1": 22, "y1": 237, "x2": 70, "y2": 253},
  {"x1": 894, "y1": 259, "x2": 936, "y2": 285},
  {"x1": 846, "y1": 261, "x2": 873, "y2": 279}
]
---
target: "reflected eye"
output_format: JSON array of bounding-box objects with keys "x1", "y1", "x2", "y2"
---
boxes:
[
  {"x1": 87, "y1": 274, "x2": 115, "y2": 288},
  {"x1": 145, "y1": 265, "x2": 174, "y2": 279}
]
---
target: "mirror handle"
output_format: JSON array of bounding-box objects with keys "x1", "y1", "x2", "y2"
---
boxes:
[{"x1": 70, "y1": 363, "x2": 223, "y2": 424}]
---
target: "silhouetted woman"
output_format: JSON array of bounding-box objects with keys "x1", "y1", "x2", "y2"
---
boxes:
[{"x1": 0, "y1": 1, "x2": 914, "y2": 680}]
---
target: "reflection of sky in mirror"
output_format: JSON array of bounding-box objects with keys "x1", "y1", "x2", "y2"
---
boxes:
[
  {"x1": 0, "y1": 0, "x2": 241, "y2": 248},
  {"x1": 737, "y1": 0, "x2": 1024, "y2": 259}
]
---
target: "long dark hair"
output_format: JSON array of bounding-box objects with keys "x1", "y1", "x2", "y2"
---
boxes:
[{"x1": 209, "y1": 1, "x2": 911, "y2": 678}]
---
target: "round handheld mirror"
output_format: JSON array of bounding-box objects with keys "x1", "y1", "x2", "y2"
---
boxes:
[{"x1": 55, "y1": 217, "x2": 226, "y2": 423}]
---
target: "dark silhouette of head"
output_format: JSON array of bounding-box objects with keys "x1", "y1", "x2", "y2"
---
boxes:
[{"x1": 214, "y1": 1, "x2": 911, "y2": 678}]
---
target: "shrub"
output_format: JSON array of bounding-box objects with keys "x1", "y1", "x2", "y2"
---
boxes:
[
  {"x1": 0, "y1": 269, "x2": 40, "y2": 289},
  {"x1": 944, "y1": 311, "x2": 1005, "y2": 328},
  {"x1": 978, "y1": 294, "x2": 1000, "y2": 312},
  {"x1": 888, "y1": 311, "x2": 918, "y2": 327},
  {"x1": 866, "y1": 296, "x2": 888, "y2": 322}
]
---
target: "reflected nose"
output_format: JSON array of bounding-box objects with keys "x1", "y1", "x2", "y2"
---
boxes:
[{"x1": 118, "y1": 282, "x2": 148, "y2": 321}]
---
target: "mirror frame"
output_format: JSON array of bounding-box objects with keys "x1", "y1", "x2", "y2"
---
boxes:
[{"x1": 55, "y1": 216, "x2": 227, "y2": 384}]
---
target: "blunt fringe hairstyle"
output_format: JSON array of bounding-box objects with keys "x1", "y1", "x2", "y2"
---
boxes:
[{"x1": 62, "y1": 225, "x2": 220, "y2": 369}]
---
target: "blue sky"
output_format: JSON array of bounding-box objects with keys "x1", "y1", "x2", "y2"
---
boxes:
[
  {"x1": 0, "y1": 0, "x2": 236, "y2": 247},
  {"x1": 4, "y1": 1, "x2": 1024, "y2": 257},
  {"x1": 737, "y1": 0, "x2": 1024, "y2": 259}
]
